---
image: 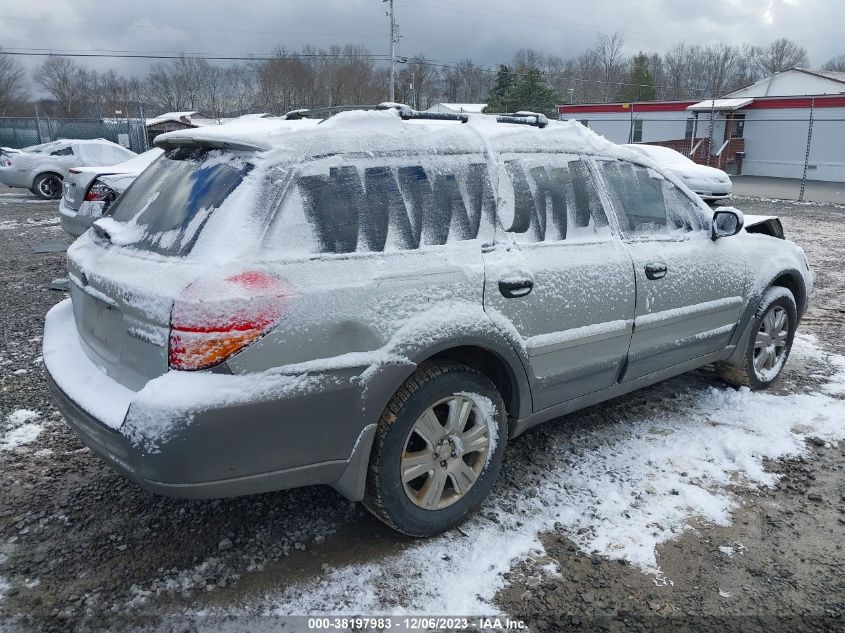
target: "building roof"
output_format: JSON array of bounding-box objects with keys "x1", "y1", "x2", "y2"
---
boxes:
[
  {"x1": 558, "y1": 94, "x2": 845, "y2": 115},
  {"x1": 687, "y1": 98, "x2": 754, "y2": 111},
  {"x1": 145, "y1": 111, "x2": 213, "y2": 128},
  {"x1": 724, "y1": 68, "x2": 845, "y2": 98}
]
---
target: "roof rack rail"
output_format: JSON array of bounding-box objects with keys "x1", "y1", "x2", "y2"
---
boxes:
[
  {"x1": 377, "y1": 102, "x2": 469, "y2": 123},
  {"x1": 282, "y1": 109, "x2": 310, "y2": 120},
  {"x1": 495, "y1": 111, "x2": 549, "y2": 128},
  {"x1": 282, "y1": 105, "x2": 385, "y2": 120}
]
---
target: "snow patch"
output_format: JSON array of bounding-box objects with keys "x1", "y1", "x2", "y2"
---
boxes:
[
  {"x1": 250, "y1": 334, "x2": 845, "y2": 616},
  {"x1": 1, "y1": 410, "x2": 44, "y2": 453},
  {"x1": 6, "y1": 409, "x2": 39, "y2": 425}
]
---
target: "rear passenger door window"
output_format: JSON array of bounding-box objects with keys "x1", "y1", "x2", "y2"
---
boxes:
[{"x1": 498, "y1": 154, "x2": 611, "y2": 243}]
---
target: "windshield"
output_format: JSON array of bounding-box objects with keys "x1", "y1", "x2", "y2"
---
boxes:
[
  {"x1": 636, "y1": 145, "x2": 693, "y2": 165},
  {"x1": 103, "y1": 147, "x2": 253, "y2": 256}
]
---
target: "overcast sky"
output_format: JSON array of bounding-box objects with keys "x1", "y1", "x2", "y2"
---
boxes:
[{"x1": 2, "y1": 0, "x2": 843, "y2": 91}]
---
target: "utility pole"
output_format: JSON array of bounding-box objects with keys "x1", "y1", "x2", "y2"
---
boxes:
[
  {"x1": 799, "y1": 96, "x2": 815, "y2": 202},
  {"x1": 384, "y1": 0, "x2": 397, "y2": 102}
]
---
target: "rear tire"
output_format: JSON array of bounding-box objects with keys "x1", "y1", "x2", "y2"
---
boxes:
[
  {"x1": 33, "y1": 173, "x2": 63, "y2": 200},
  {"x1": 363, "y1": 361, "x2": 508, "y2": 537},
  {"x1": 718, "y1": 286, "x2": 797, "y2": 390}
]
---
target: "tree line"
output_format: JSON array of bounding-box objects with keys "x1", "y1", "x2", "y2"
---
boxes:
[{"x1": 0, "y1": 34, "x2": 840, "y2": 120}]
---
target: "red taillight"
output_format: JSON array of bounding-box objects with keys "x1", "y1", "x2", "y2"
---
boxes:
[
  {"x1": 168, "y1": 271, "x2": 291, "y2": 370},
  {"x1": 3, "y1": 159, "x2": 11, "y2": 167},
  {"x1": 85, "y1": 180, "x2": 114, "y2": 202}
]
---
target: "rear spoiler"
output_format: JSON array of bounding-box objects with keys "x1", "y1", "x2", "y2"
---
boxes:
[
  {"x1": 153, "y1": 136, "x2": 268, "y2": 152},
  {"x1": 1, "y1": 146, "x2": 21, "y2": 156}
]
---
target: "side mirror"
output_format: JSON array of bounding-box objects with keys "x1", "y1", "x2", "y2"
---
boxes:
[{"x1": 712, "y1": 209, "x2": 744, "y2": 240}]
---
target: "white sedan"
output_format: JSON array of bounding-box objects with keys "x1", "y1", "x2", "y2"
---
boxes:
[
  {"x1": 59, "y1": 148, "x2": 164, "y2": 236},
  {"x1": 0, "y1": 139, "x2": 136, "y2": 200},
  {"x1": 625, "y1": 143, "x2": 732, "y2": 202}
]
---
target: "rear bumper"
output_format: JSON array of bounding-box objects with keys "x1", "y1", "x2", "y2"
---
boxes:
[
  {"x1": 59, "y1": 198, "x2": 100, "y2": 236},
  {"x1": 43, "y1": 299, "x2": 378, "y2": 500}
]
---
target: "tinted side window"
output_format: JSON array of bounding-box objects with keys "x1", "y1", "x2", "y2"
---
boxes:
[
  {"x1": 600, "y1": 161, "x2": 706, "y2": 235},
  {"x1": 279, "y1": 158, "x2": 495, "y2": 255},
  {"x1": 498, "y1": 154, "x2": 609, "y2": 243},
  {"x1": 50, "y1": 147, "x2": 73, "y2": 156}
]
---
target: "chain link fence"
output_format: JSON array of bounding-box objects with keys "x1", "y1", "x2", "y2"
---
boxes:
[
  {"x1": 0, "y1": 116, "x2": 149, "y2": 153},
  {"x1": 562, "y1": 110, "x2": 845, "y2": 202}
]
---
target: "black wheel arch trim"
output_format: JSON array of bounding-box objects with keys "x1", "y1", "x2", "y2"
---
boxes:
[
  {"x1": 358, "y1": 334, "x2": 533, "y2": 433},
  {"x1": 725, "y1": 269, "x2": 805, "y2": 367}
]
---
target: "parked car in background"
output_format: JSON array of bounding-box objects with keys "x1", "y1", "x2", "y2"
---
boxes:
[
  {"x1": 625, "y1": 143, "x2": 732, "y2": 202},
  {"x1": 43, "y1": 109, "x2": 811, "y2": 537},
  {"x1": 0, "y1": 139, "x2": 136, "y2": 200},
  {"x1": 59, "y1": 148, "x2": 164, "y2": 236}
]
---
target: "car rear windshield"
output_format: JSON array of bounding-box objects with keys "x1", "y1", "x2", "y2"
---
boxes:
[{"x1": 105, "y1": 147, "x2": 252, "y2": 256}]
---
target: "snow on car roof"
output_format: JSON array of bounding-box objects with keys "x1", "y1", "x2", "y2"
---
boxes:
[
  {"x1": 154, "y1": 109, "x2": 629, "y2": 161},
  {"x1": 154, "y1": 117, "x2": 323, "y2": 151}
]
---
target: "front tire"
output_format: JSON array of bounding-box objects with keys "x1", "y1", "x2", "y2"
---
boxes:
[
  {"x1": 363, "y1": 361, "x2": 508, "y2": 537},
  {"x1": 33, "y1": 173, "x2": 63, "y2": 200},
  {"x1": 718, "y1": 286, "x2": 797, "y2": 390}
]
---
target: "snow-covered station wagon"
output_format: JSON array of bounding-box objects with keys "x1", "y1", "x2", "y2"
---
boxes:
[{"x1": 44, "y1": 106, "x2": 812, "y2": 536}]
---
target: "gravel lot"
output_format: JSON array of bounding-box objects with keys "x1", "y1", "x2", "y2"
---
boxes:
[{"x1": 0, "y1": 185, "x2": 843, "y2": 632}]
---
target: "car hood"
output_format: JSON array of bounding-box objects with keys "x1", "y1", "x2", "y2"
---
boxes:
[{"x1": 669, "y1": 163, "x2": 729, "y2": 182}]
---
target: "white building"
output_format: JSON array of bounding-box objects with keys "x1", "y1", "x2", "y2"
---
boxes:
[
  {"x1": 558, "y1": 69, "x2": 845, "y2": 182},
  {"x1": 425, "y1": 103, "x2": 487, "y2": 114}
]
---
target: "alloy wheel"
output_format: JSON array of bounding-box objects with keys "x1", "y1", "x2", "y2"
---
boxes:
[
  {"x1": 753, "y1": 305, "x2": 789, "y2": 376},
  {"x1": 401, "y1": 395, "x2": 491, "y2": 510},
  {"x1": 38, "y1": 176, "x2": 61, "y2": 199}
]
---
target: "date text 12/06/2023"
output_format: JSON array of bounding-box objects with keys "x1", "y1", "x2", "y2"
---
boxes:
[{"x1": 306, "y1": 616, "x2": 528, "y2": 630}]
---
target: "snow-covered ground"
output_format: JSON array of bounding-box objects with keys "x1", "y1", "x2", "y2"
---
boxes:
[
  {"x1": 193, "y1": 333, "x2": 845, "y2": 617},
  {"x1": 0, "y1": 410, "x2": 44, "y2": 454}
]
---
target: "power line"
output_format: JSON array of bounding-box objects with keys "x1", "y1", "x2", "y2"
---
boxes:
[{"x1": 1, "y1": 47, "x2": 710, "y2": 97}]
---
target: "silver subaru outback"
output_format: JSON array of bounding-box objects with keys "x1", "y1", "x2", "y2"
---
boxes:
[{"x1": 43, "y1": 108, "x2": 812, "y2": 537}]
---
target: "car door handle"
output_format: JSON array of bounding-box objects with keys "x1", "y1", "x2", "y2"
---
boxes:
[
  {"x1": 499, "y1": 279, "x2": 533, "y2": 298},
  {"x1": 644, "y1": 263, "x2": 667, "y2": 280}
]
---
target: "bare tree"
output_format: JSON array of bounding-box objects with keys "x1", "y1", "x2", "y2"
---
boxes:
[
  {"x1": 593, "y1": 32, "x2": 625, "y2": 102},
  {"x1": 821, "y1": 54, "x2": 845, "y2": 72},
  {"x1": 701, "y1": 43, "x2": 742, "y2": 96},
  {"x1": 0, "y1": 49, "x2": 28, "y2": 116},
  {"x1": 33, "y1": 55, "x2": 89, "y2": 117},
  {"x1": 754, "y1": 38, "x2": 809, "y2": 74},
  {"x1": 399, "y1": 55, "x2": 437, "y2": 109}
]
